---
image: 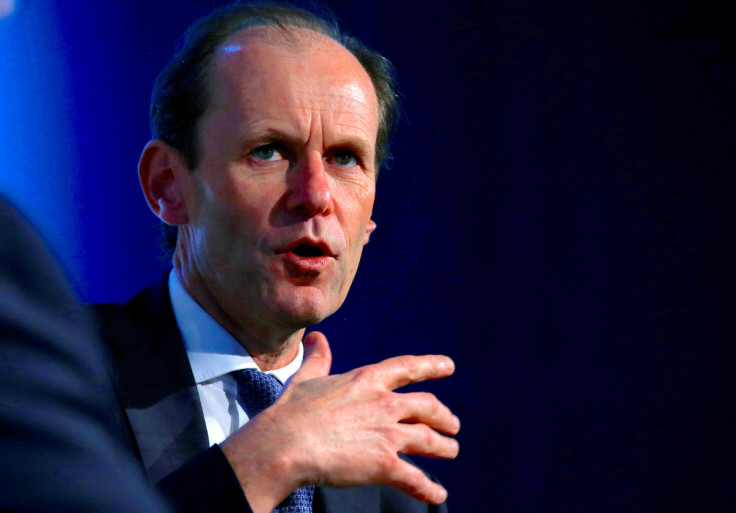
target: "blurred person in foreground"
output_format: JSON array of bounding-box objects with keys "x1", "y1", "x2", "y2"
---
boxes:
[
  {"x1": 0, "y1": 198, "x2": 171, "y2": 513},
  {"x1": 0, "y1": 2, "x2": 170, "y2": 511}
]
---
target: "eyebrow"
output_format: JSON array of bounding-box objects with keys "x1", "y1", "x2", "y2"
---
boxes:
[
  {"x1": 237, "y1": 130, "x2": 301, "y2": 158},
  {"x1": 329, "y1": 137, "x2": 374, "y2": 163},
  {"x1": 240, "y1": 127, "x2": 375, "y2": 165}
]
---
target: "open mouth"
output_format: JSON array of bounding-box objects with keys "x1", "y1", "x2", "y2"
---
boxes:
[
  {"x1": 291, "y1": 243, "x2": 325, "y2": 257},
  {"x1": 279, "y1": 239, "x2": 334, "y2": 277}
]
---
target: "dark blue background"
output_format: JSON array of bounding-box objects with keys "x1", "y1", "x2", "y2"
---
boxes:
[{"x1": 1, "y1": 1, "x2": 734, "y2": 511}]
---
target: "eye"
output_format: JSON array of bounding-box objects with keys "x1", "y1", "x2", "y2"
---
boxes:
[
  {"x1": 331, "y1": 149, "x2": 358, "y2": 167},
  {"x1": 251, "y1": 144, "x2": 284, "y2": 162}
]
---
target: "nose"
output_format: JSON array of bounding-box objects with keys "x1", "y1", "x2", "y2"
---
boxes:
[{"x1": 285, "y1": 151, "x2": 333, "y2": 216}]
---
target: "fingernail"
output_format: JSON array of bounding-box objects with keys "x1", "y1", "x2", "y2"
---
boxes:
[
  {"x1": 451, "y1": 438, "x2": 460, "y2": 454},
  {"x1": 437, "y1": 487, "x2": 448, "y2": 503}
]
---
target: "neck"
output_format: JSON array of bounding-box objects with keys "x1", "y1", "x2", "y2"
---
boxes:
[{"x1": 173, "y1": 261, "x2": 303, "y2": 372}]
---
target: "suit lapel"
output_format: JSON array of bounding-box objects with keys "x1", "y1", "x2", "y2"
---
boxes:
[
  {"x1": 100, "y1": 278, "x2": 428, "y2": 513},
  {"x1": 101, "y1": 276, "x2": 209, "y2": 482},
  {"x1": 316, "y1": 485, "x2": 380, "y2": 513}
]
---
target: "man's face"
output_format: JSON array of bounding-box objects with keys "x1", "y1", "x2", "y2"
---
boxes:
[{"x1": 178, "y1": 28, "x2": 379, "y2": 333}]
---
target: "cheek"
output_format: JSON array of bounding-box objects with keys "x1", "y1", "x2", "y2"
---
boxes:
[
  {"x1": 194, "y1": 185, "x2": 274, "y2": 262},
  {"x1": 214, "y1": 173, "x2": 279, "y2": 226},
  {"x1": 349, "y1": 191, "x2": 376, "y2": 245},
  {"x1": 341, "y1": 191, "x2": 375, "y2": 267},
  {"x1": 334, "y1": 191, "x2": 374, "y2": 270},
  {"x1": 334, "y1": 176, "x2": 375, "y2": 219}
]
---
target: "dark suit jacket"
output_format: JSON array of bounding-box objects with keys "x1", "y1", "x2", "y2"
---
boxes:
[
  {"x1": 94, "y1": 276, "x2": 449, "y2": 513},
  {"x1": 0, "y1": 199, "x2": 170, "y2": 513}
]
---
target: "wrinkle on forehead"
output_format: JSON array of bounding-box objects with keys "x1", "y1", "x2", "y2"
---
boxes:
[
  {"x1": 234, "y1": 98, "x2": 376, "y2": 159},
  {"x1": 221, "y1": 69, "x2": 375, "y2": 128},
  {"x1": 205, "y1": 27, "x2": 378, "y2": 154}
]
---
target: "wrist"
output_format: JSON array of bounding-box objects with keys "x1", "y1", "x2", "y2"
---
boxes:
[{"x1": 220, "y1": 409, "x2": 306, "y2": 513}]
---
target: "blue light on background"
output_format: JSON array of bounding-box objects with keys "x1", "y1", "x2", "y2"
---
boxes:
[
  {"x1": 0, "y1": 1, "x2": 733, "y2": 511},
  {"x1": 0, "y1": 0, "x2": 82, "y2": 285}
]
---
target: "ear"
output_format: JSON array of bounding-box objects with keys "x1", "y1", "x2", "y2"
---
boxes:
[
  {"x1": 363, "y1": 219, "x2": 377, "y2": 245},
  {"x1": 138, "y1": 140, "x2": 191, "y2": 225}
]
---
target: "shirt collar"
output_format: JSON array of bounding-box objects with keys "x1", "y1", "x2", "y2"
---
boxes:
[{"x1": 168, "y1": 271, "x2": 303, "y2": 385}]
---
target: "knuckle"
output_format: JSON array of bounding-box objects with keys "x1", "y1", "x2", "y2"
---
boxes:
[
  {"x1": 384, "y1": 422, "x2": 406, "y2": 449},
  {"x1": 402, "y1": 465, "x2": 426, "y2": 493},
  {"x1": 414, "y1": 392, "x2": 441, "y2": 420},
  {"x1": 385, "y1": 458, "x2": 406, "y2": 480},
  {"x1": 379, "y1": 391, "x2": 401, "y2": 416},
  {"x1": 354, "y1": 366, "x2": 377, "y2": 386},
  {"x1": 397, "y1": 355, "x2": 421, "y2": 380},
  {"x1": 377, "y1": 452, "x2": 397, "y2": 475},
  {"x1": 418, "y1": 424, "x2": 436, "y2": 449},
  {"x1": 425, "y1": 393, "x2": 441, "y2": 419}
]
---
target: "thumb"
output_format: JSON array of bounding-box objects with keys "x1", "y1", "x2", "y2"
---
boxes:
[{"x1": 290, "y1": 331, "x2": 332, "y2": 384}]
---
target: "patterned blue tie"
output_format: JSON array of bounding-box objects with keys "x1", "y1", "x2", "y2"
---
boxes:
[{"x1": 231, "y1": 369, "x2": 314, "y2": 513}]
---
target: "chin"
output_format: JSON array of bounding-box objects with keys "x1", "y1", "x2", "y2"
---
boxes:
[
  {"x1": 272, "y1": 288, "x2": 339, "y2": 329},
  {"x1": 276, "y1": 305, "x2": 331, "y2": 330}
]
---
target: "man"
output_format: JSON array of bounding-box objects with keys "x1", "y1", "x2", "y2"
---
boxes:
[{"x1": 95, "y1": 3, "x2": 459, "y2": 512}]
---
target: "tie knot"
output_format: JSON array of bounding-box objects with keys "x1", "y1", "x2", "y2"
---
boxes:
[{"x1": 231, "y1": 368, "x2": 283, "y2": 418}]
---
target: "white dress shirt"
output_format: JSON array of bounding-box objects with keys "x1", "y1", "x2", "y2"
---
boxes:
[{"x1": 168, "y1": 271, "x2": 304, "y2": 446}]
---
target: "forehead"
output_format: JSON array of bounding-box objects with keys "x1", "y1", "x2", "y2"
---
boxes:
[{"x1": 204, "y1": 27, "x2": 378, "y2": 141}]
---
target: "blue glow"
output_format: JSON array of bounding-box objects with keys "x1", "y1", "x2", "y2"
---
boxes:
[
  {"x1": 220, "y1": 44, "x2": 242, "y2": 54},
  {"x1": 0, "y1": 0, "x2": 15, "y2": 19},
  {"x1": 0, "y1": 0, "x2": 81, "y2": 283}
]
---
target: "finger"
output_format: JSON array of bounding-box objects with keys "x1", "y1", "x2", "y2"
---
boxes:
[
  {"x1": 383, "y1": 457, "x2": 449, "y2": 505},
  {"x1": 290, "y1": 331, "x2": 332, "y2": 384},
  {"x1": 397, "y1": 392, "x2": 460, "y2": 435},
  {"x1": 370, "y1": 354, "x2": 455, "y2": 391},
  {"x1": 394, "y1": 423, "x2": 460, "y2": 459}
]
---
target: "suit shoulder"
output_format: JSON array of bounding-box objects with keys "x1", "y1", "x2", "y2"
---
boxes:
[
  {"x1": 86, "y1": 302, "x2": 124, "y2": 327},
  {"x1": 85, "y1": 276, "x2": 170, "y2": 333}
]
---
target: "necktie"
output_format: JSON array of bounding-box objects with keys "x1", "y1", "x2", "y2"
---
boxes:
[{"x1": 231, "y1": 369, "x2": 314, "y2": 513}]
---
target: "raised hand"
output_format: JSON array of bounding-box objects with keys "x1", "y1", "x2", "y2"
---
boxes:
[{"x1": 221, "y1": 331, "x2": 460, "y2": 513}]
